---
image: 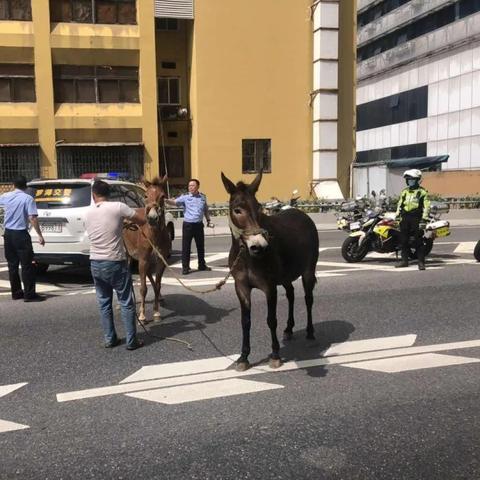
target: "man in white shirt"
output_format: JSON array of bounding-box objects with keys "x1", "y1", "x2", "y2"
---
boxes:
[{"x1": 86, "y1": 180, "x2": 146, "y2": 350}]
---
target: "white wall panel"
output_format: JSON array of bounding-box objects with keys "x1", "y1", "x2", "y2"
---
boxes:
[
  {"x1": 438, "y1": 114, "x2": 448, "y2": 140},
  {"x1": 391, "y1": 124, "x2": 400, "y2": 146},
  {"x1": 448, "y1": 112, "x2": 460, "y2": 139},
  {"x1": 471, "y1": 136, "x2": 480, "y2": 167},
  {"x1": 447, "y1": 138, "x2": 460, "y2": 169},
  {"x1": 357, "y1": 131, "x2": 365, "y2": 152},
  {"x1": 313, "y1": 151, "x2": 320, "y2": 179},
  {"x1": 418, "y1": 65, "x2": 429, "y2": 86},
  {"x1": 458, "y1": 137, "x2": 471, "y2": 168},
  {"x1": 313, "y1": 94, "x2": 320, "y2": 121},
  {"x1": 318, "y1": 61, "x2": 338, "y2": 89},
  {"x1": 400, "y1": 71, "x2": 409, "y2": 92},
  {"x1": 313, "y1": 123, "x2": 320, "y2": 151},
  {"x1": 460, "y1": 73, "x2": 473, "y2": 110},
  {"x1": 428, "y1": 60, "x2": 439, "y2": 84},
  {"x1": 461, "y1": 49, "x2": 473, "y2": 74},
  {"x1": 314, "y1": 30, "x2": 320, "y2": 60},
  {"x1": 459, "y1": 110, "x2": 472, "y2": 137},
  {"x1": 375, "y1": 127, "x2": 383, "y2": 149},
  {"x1": 409, "y1": 67, "x2": 419, "y2": 90},
  {"x1": 427, "y1": 116, "x2": 438, "y2": 142},
  {"x1": 383, "y1": 124, "x2": 392, "y2": 148},
  {"x1": 399, "y1": 122, "x2": 408, "y2": 145},
  {"x1": 417, "y1": 118, "x2": 427, "y2": 143},
  {"x1": 449, "y1": 52, "x2": 462, "y2": 78},
  {"x1": 473, "y1": 46, "x2": 480, "y2": 71},
  {"x1": 318, "y1": 152, "x2": 337, "y2": 178},
  {"x1": 320, "y1": 30, "x2": 339, "y2": 59},
  {"x1": 427, "y1": 142, "x2": 437, "y2": 156},
  {"x1": 448, "y1": 76, "x2": 461, "y2": 112},
  {"x1": 319, "y1": 2, "x2": 339, "y2": 29},
  {"x1": 408, "y1": 120, "x2": 417, "y2": 145},
  {"x1": 368, "y1": 129, "x2": 376, "y2": 150},
  {"x1": 438, "y1": 80, "x2": 449, "y2": 115},
  {"x1": 472, "y1": 71, "x2": 480, "y2": 108},
  {"x1": 428, "y1": 83, "x2": 438, "y2": 116},
  {"x1": 317, "y1": 93, "x2": 338, "y2": 121},
  {"x1": 437, "y1": 140, "x2": 448, "y2": 155},
  {"x1": 438, "y1": 57, "x2": 449, "y2": 81},
  {"x1": 319, "y1": 122, "x2": 338, "y2": 150},
  {"x1": 472, "y1": 107, "x2": 480, "y2": 136}
]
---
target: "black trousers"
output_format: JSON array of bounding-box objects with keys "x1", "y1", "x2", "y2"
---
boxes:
[
  {"x1": 4, "y1": 229, "x2": 36, "y2": 298},
  {"x1": 399, "y1": 214, "x2": 425, "y2": 263},
  {"x1": 182, "y1": 222, "x2": 206, "y2": 270}
]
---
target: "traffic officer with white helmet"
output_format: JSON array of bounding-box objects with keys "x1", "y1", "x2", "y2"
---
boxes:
[{"x1": 395, "y1": 169, "x2": 430, "y2": 270}]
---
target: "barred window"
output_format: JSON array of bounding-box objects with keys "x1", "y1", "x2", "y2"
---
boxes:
[
  {"x1": 242, "y1": 139, "x2": 271, "y2": 174},
  {"x1": 53, "y1": 65, "x2": 139, "y2": 103},
  {"x1": 0, "y1": 0, "x2": 32, "y2": 21},
  {"x1": 0, "y1": 64, "x2": 36, "y2": 102},
  {"x1": 0, "y1": 146, "x2": 39, "y2": 183},
  {"x1": 160, "y1": 146, "x2": 184, "y2": 178},
  {"x1": 158, "y1": 77, "x2": 180, "y2": 105},
  {"x1": 155, "y1": 18, "x2": 178, "y2": 31},
  {"x1": 50, "y1": 0, "x2": 136, "y2": 25}
]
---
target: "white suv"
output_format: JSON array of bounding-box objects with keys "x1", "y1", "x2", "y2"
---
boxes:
[{"x1": 26, "y1": 178, "x2": 175, "y2": 272}]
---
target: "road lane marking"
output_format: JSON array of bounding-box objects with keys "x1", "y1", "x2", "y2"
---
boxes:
[
  {"x1": 454, "y1": 242, "x2": 477, "y2": 254},
  {"x1": 126, "y1": 378, "x2": 284, "y2": 404},
  {"x1": 0, "y1": 383, "x2": 29, "y2": 433},
  {"x1": 343, "y1": 353, "x2": 480, "y2": 373},
  {"x1": 56, "y1": 335, "x2": 480, "y2": 403}
]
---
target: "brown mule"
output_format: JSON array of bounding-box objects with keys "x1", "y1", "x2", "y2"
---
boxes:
[{"x1": 123, "y1": 175, "x2": 171, "y2": 323}]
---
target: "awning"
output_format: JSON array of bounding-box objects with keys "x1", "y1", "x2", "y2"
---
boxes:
[
  {"x1": 0, "y1": 143, "x2": 39, "y2": 147},
  {"x1": 55, "y1": 142, "x2": 143, "y2": 147},
  {"x1": 354, "y1": 155, "x2": 449, "y2": 169}
]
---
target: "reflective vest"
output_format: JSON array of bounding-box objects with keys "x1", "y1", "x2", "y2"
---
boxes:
[{"x1": 396, "y1": 187, "x2": 430, "y2": 219}]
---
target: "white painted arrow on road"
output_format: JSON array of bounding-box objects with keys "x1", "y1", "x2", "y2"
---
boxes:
[
  {"x1": 0, "y1": 383, "x2": 29, "y2": 433},
  {"x1": 57, "y1": 334, "x2": 480, "y2": 405}
]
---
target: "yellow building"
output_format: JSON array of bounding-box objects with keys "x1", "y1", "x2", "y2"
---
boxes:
[{"x1": 0, "y1": 0, "x2": 356, "y2": 201}]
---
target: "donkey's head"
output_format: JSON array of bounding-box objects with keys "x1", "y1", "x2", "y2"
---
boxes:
[
  {"x1": 221, "y1": 171, "x2": 268, "y2": 257},
  {"x1": 143, "y1": 175, "x2": 168, "y2": 226}
]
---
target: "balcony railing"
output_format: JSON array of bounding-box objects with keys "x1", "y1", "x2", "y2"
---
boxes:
[
  {"x1": 358, "y1": 11, "x2": 480, "y2": 80},
  {"x1": 158, "y1": 105, "x2": 190, "y2": 121},
  {"x1": 358, "y1": 0, "x2": 457, "y2": 46}
]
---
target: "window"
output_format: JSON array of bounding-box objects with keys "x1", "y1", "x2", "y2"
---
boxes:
[
  {"x1": 0, "y1": 146, "x2": 39, "y2": 183},
  {"x1": 356, "y1": 143, "x2": 427, "y2": 164},
  {"x1": 0, "y1": 64, "x2": 36, "y2": 102},
  {"x1": 158, "y1": 77, "x2": 180, "y2": 104},
  {"x1": 50, "y1": 0, "x2": 136, "y2": 25},
  {"x1": 358, "y1": 0, "x2": 480, "y2": 62},
  {"x1": 155, "y1": 18, "x2": 178, "y2": 30},
  {"x1": 242, "y1": 139, "x2": 271, "y2": 174},
  {"x1": 53, "y1": 65, "x2": 139, "y2": 103},
  {"x1": 160, "y1": 146, "x2": 184, "y2": 178},
  {"x1": 120, "y1": 185, "x2": 144, "y2": 207},
  {"x1": 0, "y1": 0, "x2": 32, "y2": 20},
  {"x1": 357, "y1": 86, "x2": 428, "y2": 132},
  {"x1": 161, "y1": 62, "x2": 177, "y2": 70},
  {"x1": 29, "y1": 183, "x2": 92, "y2": 209}
]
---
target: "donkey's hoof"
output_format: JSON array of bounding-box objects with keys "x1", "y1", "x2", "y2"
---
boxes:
[
  {"x1": 269, "y1": 358, "x2": 283, "y2": 369},
  {"x1": 283, "y1": 331, "x2": 293, "y2": 341},
  {"x1": 236, "y1": 361, "x2": 250, "y2": 372}
]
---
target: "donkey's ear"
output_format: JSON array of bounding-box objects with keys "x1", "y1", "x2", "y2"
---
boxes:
[
  {"x1": 248, "y1": 169, "x2": 263, "y2": 194},
  {"x1": 221, "y1": 172, "x2": 236, "y2": 195},
  {"x1": 161, "y1": 174, "x2": 168, "y2": 184},
  {"x1": 141, "y1": 176, "x2": 151, "y2": 188}
]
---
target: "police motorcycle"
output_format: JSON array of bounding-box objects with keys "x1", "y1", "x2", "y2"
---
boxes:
[
  {"x1": 265, "y1": 190, "x2": 300, "y2": 215},
  {"x1": 336, "y1": 198, "x2": 369, "y2": 231},
  {"x1": 341, "y1": 201, "x2": 450, "y2": 263}
]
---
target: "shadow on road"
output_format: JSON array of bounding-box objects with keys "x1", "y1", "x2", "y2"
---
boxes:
[{"x1": 278, "y1": 320, "x2": 355, "y2": 379}]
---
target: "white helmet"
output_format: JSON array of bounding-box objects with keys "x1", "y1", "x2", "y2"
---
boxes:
[{"x1": 403, "y1": 169, "x2": 422, "y2": 179}]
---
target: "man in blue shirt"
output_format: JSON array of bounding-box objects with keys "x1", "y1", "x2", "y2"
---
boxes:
[
  {"x1": 166, "y1": 178, "x2": 214, "y2": 275},
  {"x1": 0, "y1": 176, "x2": 46, "y2": 301}
]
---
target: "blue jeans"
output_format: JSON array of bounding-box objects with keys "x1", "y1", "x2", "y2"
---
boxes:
[{"x1": 90, "y1": 260, "x2": 137, "y2": 347}]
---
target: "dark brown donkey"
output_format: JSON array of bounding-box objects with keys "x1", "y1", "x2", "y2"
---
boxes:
[
  {"x1": 123, "y1": 176, "x2": 171, "y2": 322},
  {"x1": 221, "y1": 171, "x2": 319, "y2": 371}
]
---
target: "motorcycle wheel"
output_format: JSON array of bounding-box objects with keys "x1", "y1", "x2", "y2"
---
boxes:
[
  {"x1": 474, "y1": 240, "x2": 480, "y2": 262},
  {"x1": 341, "y1": 236, "x2": 369, "y2": 263},
  {"x1": 408, "y1": 238, "x2": 434, "y2": 259}
]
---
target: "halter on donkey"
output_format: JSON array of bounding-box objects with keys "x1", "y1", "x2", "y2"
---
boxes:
[{"x1": 221, "y1": 171, "x2": 319, "y2": 371}]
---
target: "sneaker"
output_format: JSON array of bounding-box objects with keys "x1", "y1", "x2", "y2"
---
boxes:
[
  {"x1": 104, "y1": 338, "x2": 121, "y2": 348},
  {"x1": 126, "y1": 339, "x2": 144, "y2": 351},
  {"x1": 12, "y1": 292, "x2": 24, "y2": 300},
  {"x1": 418, "y1": 263, "x2": 426, "y2": 271},
  {"x1": 24, "y1": 294, "x2": 46, "y2": 302},
  {"x1": 198, "y1": 265, "x2": 212, "y2": 271},
  {"x1": 182, "y1": 268, "x2": 192, "y2": 275}
]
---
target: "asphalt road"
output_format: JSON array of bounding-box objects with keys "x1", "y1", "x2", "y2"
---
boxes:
[{"x1": 1, "y1": 227, "x2": 480, "y2": 479}]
